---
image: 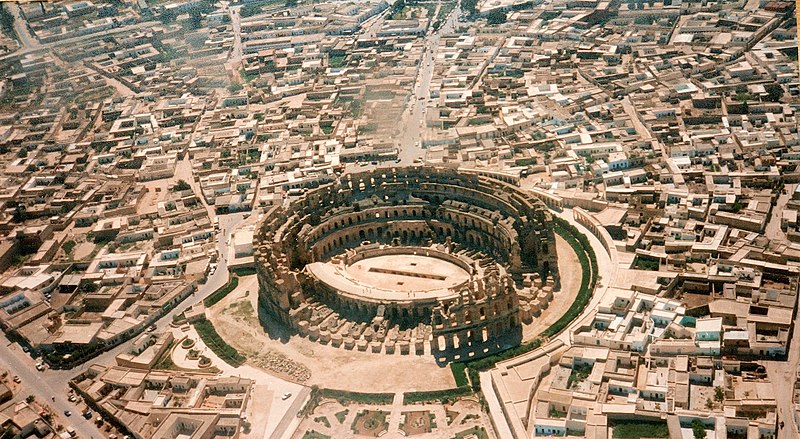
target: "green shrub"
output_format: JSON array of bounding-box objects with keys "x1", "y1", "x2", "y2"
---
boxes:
[
  {"x1": 194, "y1": 320, "x2": 245, "y2": 367},
  {"x1": 450, "y1": 362, "x2": 469, "y2": 387},
  {"x1": 204, "y1": 276, "x2": 239, "y2": 307},
  {"x1": 403, "y1": 386, "x2": 472, "y2": 404},
  {"x1": 318, "y1": 388, "x2": 394, "y2": 405}
]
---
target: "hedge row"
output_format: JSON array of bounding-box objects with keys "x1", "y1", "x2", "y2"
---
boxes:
[
  {"x1": 450, "y1": 362, "x2": 469, "y2": 387},
  {"x1": 194, "y1": 319, "x2": 246, "y2": 367},
  {"x1": 453, "y1": 217, "x2": 598, "y2": 391},
  {"x1": 318, "y1": 388, "x2": 395, "y2": 405},
  {"x1": 403, "y1": 386, "x2": 472, "y2": 404},
  {"x1": 541, "y1": 219, "x2": 596, "y2": 339},
  {"x1": 204, "y1": 275, "x2": 239, "y2": 307}
]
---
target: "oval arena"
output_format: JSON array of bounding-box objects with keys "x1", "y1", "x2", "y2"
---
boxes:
[{"x1": 254, "y1": 167, "x2": 560, "y2": 361}]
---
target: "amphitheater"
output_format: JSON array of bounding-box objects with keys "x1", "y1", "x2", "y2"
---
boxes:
[{"x1": 253, "y1": 167, "x2": 560, "y2": 362}]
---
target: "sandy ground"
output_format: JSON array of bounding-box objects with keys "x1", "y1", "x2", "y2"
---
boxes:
[
  {"x1": 210, "y1": 275, "x2": 456, "y2": 392},
  {"x1": 209, "y1": 233, "x2": 581, "y2": 392}
]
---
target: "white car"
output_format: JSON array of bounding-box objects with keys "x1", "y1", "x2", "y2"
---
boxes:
[
  {"x1": 282, "y1": 392, "x2": 292, "y2": 400},
  {"x1": 209, "y1": 264, "x2": 217, "y2": 276}
]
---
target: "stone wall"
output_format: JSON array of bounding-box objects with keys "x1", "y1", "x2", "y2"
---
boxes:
[{"x1": 252, "y1": 167, "x2": 559, "y2": 361}]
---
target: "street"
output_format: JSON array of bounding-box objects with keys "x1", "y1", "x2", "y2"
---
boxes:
[{"x1": 395, "y1": 4, "x2": 460, "y2": 167}]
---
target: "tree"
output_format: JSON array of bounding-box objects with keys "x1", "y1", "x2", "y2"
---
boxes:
[
  {"x1": 486, "y1": 9, "x2": 507, "y2": 25},
  {"x1": 188, "y1": 10, "x2": 203, "y2": 29},
  {"x1": 764, "y1": 83, "x2": 784, "y2": 102},
  {"x1": 174, "y1": 179, "x2": 191, "y2": 192},
  {"x1": 25, "y1": 395, "x2": 34, "y2": 404},
  {"x1": 240, "y1": 3, "x2": 262, "y2": 18},
  {"x1": 705, "y1": 398, "x2": 713, "y2": 410},
  {"x1": 0, "y1": 4, "x2": 15, "y2": 37},
  {"x1": 714, "y1": 386, "x2": 724, "y2": 401},
  {"x1": 691, "y1": 420, "x2": 707, "y2": 439},
  {"x1": 159, "y1": 7, "x2": 178, "y2": 23},
  {"x1": 462, "y1": 0, "x2": 478, "y2": 16}
]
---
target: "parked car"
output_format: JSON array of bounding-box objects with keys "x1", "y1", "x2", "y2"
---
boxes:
[{"x1": 64, "y1": 410, "x2": 72, "y2": 417}]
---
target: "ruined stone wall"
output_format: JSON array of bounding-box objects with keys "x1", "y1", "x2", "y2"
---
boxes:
[{"x1": 252, "y1": 167, "x2": 558, "y2": 360}]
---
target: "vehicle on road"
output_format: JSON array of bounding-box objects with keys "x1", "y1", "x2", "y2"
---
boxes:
[
  {"x1": 282, "y1": 392, "x2": 292, "y2": 400},
  {"x1": 64, "y1": 410, "x2": 72, "y2": 417},
  {"x1": 12, "y1": 376, "x2": 20, "y2": 383}
]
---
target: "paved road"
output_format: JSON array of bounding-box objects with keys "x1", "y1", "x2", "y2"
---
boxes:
[
  {"x1": 395, "y1": 4, "x2": 460, "y2": 166},
  {"x1": 765, "y1": 183, "x2": 792, "y2": 242},
  {"x1": 6, "y1": 3, "x2": 39, "y2": 51},
  {"x1": 0, "y1": 341, "x2": 102, "y2": 439},
  {"x1": 224, "y1": 2, "x2": 244, "y2": 69}
]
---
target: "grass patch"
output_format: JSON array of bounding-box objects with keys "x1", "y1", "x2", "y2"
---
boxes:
[
  {"x1": 567, "y1": 363, "x2": 592, "y2": 389},
  {"x1": 450, "y1": 362, "x2": 468, "y2": 387},
  {"x1": 329, "y1": 54, "x2": 346, "y2": 68},
  {"x1": 611, "y1": 419, "x2": 669, "y2": 438},
  {"x1": 454, "y1": 426, "x2": 488, "y2": 439},
  {"x1": 301, "y1": 431, "x2": 330, "y2": 439},
  {"x1": 204, "y1": 275, "x2": 239, "y2": 307},
  {"x1": 194, "y1": 319, "x2": 245, "y2": 367},
  {"x1": 313, "y1": 416, "x2": 331, "y2": 428},
  {"x1": 62, "y1": 240, "x2": 76, "y2": 254},
  {"x1": 335, "y1": 409, "x2": 349, "y2": 424},
  {"x1": 153, "y1": 341, "x2": 176, "y2": 370},
  {"x1": 228, "y1": 300, "x2": 255, "y2": 321},
  {"x1": 365, "y1": 90, "x2": 395, "y2": 100}
]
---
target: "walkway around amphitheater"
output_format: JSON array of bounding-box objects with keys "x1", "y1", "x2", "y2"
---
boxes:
[{"x1": 481, "y1": 206, "x2": 619, "y2": 439}]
